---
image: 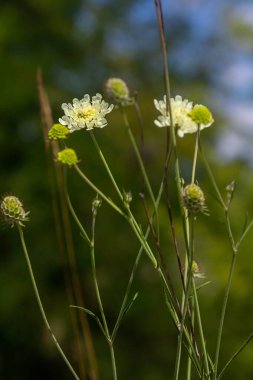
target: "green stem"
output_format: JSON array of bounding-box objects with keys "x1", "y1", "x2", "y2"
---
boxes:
[
  {"x1": 120, "y1": 107, "x2": 160, "y2": 237},
  {"x1": 192, "y1": 278, "x2": 210, "y2": 378},
  {"x1": 174, "y1": 216, "x2": 194, "y2": 380},
  {"x1": 74, "y1": 164, "x2": 126, "y2": 218},
  {"x1": 17, "y1": 224, "x2": 80, "y2": 380},
  {"x1": 174, "y1": 129, "x2": 201, "y2": 380},
  {"x1": 199, "y1": 140, "x2": 240, "y2": 379},
  {"x1": 64, "y1": 176, "x2": 91, "y2": 246},
  {"x1": 187, "y1": 297, "x2": 195, "y2": 380},
  {"x1": 88, "y1": 133, "x2": 158, "y2": 268},
  {"x1": 214, "y1": 252, "x2": 237, "y2": 379},
  {"x1": 199, "y1": 141, "x2": 226, "y2": 210},
  {"x1": 217, "y1": 332, "x2": 253, "y2": 380},
  {"x1": 191, "y1": 127, "x2": 200, "y2": 184},
  {"x1": 91, "y1": 214, "x2": 117, "y2": 380},
  {"x1": 90, "y1": 132, "x2": 123, "y2": 202},
  {"x1": 190, "y1": 217, "x2": 210, "y2": 378}
]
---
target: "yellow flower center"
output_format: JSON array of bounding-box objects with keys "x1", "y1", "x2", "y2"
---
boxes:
[{"x1": 77, "y1": 107, "x2": 97, "y2": 120}]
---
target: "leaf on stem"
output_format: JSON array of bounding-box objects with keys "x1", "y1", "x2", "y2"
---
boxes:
[
  {"x1": 70, "y1": 305, "x2": 107, "y2": 339},
  {"x1": 241, "y1": 212, "x2": 249, "y2": 237},
  {"x1": 218, "y1": 333, "x2": 253, "y2": 380},
  {"x1": 122, "y1": 292, "x2": 138, "y2": 317}
]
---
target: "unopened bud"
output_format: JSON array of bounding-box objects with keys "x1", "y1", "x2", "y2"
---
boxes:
[{"x1": 105, "y1": 78, "x2": 132, "y2": 106}]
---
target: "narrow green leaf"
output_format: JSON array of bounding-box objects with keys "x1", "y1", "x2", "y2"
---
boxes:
[
  {"x1": 218, "y1": 333, "x2": 253, "y2": 380},
  {"x1": 70, "y1": 305, "x2": 107, "y2": 339}
]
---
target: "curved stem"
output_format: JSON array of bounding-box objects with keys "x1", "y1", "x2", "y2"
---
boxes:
[
  {"x1": 88, "y1": 133, "x2": 158, "y2": 268},
  {"x1": 91, "y1": 214, "x2": 118, "y2": 380},
  {"x1": 90, "y1": 132, "x2": 123, "y2": 202},
  {"x1": 64, "y1": 176, "x2": 91, "y2": 246},
  {"x1": 17, "y1": 224, "x2": 80, "y2": 380},
  {"x1": 74, "y1": 164, "x2": 126, "y2": 218}
]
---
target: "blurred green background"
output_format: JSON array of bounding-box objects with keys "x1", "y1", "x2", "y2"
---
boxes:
[{"x1": 1, "y1": 0, "x2": 253, "y2": 379}]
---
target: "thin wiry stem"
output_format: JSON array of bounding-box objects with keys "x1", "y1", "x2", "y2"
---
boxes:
[
  {"x1": 112, "y1": 180, "x2": 164, "y2": 341},
  {"x1": 120, "y1": 107, "x2": 160, "y2": 238},
  {"x1": 74, "y1": 164, "x2": 126, "y2": 218},
  {"x1": 154, "y1": 2, "x2": 202, "y2": 374},
  {"x1": 90, "y1": 212, "x2": 118, "y2": 380},
  {"x1": 217, "y1": 333, "x2": 253, "y2": 380},
  {"x1": 214, "y1": 252, "x2": 237, "y2": 379},
  {"x1": 37, "y1": 69, "x2": 95, "y2": 380},
  {"x1": 191, "y1": 127, "x2": 200, "y2": 184},
  {"x1": 199, "y1": 139, "x2": 242, "y2": 380},
  {"x1": 17, "y1": 224, "x2": 80, "y2": 380}
]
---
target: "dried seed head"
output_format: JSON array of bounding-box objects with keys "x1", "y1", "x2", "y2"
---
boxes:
[
  {"x1": 183, "y1": 184, "x2": 206, "y2": 215},
  {"x1": 1, "y1": 196, "x2": 29, "y2": 226}
]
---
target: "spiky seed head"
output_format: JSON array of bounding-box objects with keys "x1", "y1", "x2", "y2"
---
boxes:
[
  {"x1": 57, "y1": 148, "x2": 78, "y2": 167},
  {"x1": 1, "y1": 195, "x2": 29, "y2": 226},
  {"x1": 183, "y1": 184, "x2": 206, "y2": 215},
  {"x1": 48, "y1": 124, "x2": 70, "y2": 140},
  {"x1": 105, "y1": 78, "x2": 131, "y2": 106}
]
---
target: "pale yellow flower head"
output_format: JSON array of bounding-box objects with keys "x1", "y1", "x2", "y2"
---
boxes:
[
  {"x1": 154, "y1": 95, "x2": 214, "y2": 137},
  {"x1": 59, "y1": 94, "x2": 114, "y2": 133}
]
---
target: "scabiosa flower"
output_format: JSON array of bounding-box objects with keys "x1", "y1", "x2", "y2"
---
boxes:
[
  {"x1": 59, "y1": 94, "x2": 114, "y2": 133},
  {"x1": 154, "y1": 95, "x2": 214, "y2": 137},
  {"x1": 1, "y1": 195, "x2": 29, "y2": 226},
  {"x1": 183, "y1": 184, "x2": 207, "y2": 215},
  {"x1": 57, "y1": 148, "x2": 78, "y2": 167},
  {"x1": 48, "y1": 123, "x2": 70, "y2": 140},
  {"x1": 105, "y1": 78, "x2": 132, "y2": 106}
]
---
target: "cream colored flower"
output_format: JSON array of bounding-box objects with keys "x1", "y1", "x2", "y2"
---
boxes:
[
  {"x1": 59, "y1": 93, "x2": 114, "y2": 132},
  {"x1": 154, "y1": 95, "x2": 213, "y2": 137}
]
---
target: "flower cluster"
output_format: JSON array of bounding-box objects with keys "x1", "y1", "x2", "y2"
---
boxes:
[
  {"x1": 59, "y1": 93, "x2": 114, "y2": 133},
  {"x1": 154, "y1": 95, "x2": 213, "y2": 137}
]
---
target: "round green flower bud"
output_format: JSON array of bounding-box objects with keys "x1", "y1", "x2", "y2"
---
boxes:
[
  {"x1": 48, "y1": 124, "x2": 69, "y2": 140},
  {"x1": 189, "y1": 105, "x2": 213, "y2": 125},
  {"x1": 1, "y1": 195, "x2": 29, "y2": 226},
  {"x1": 105, "y1": 78, "x2": 131, "y2": 106},
  {"x1": 57, "y1": 148, "x2": 78, "y2": 166},
  {"x1": 183, "y1": 184, "x2": 206, "y2": 215}
]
